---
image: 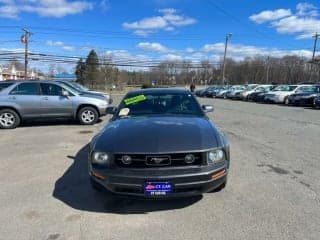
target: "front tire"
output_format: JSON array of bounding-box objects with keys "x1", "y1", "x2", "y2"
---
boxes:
[
  {"x1": 0, "y1": 109, "x2": 20, "y2": 129},
  {"x1": 78, "y1": 107, "x2": 99, "y2": 125}
]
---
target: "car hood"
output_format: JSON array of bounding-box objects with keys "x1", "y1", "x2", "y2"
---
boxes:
[
  {"x1": 88, "y1": 90, "x2": 110, "y2": 98},
  {"x1": 93, "y1": 116, "x2": 221, "y2": 153},
  {"x1": 218, "y1": 90, "x2": 228, "y2": 94},
  {"x1": 79, "y1": 92, "x2": 106, "y2": 100}
]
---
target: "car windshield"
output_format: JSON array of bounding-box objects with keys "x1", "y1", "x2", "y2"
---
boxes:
[
  {"x1": 296, "y1": 86, "x2": 316, "y2": 93},
  {"x1": 272, "y1": 85, "x2": 297, "y2": 91},
  {"x1": 232, "y1": 86, "x2": 245, "y2": 90},
  {"x1": 247, "y1": 85, "x2": 258, "y2": 90},
  {"x1": 69, "y1": 82, "x2": 89, "y2": 91},
  {"x1": 57, "y1": 82, "x2": 79, "y2": 95},
  {"x1": 284, "y1": 85, "x2": 298, "y2": 91},
  {"x1": 117, "y1": 92, "x2": 204, "y2": 117}
]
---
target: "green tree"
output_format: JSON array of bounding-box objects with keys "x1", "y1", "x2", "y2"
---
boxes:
[
  {"x1": 85, "y1": 50, "x2": 99, "y2": 88},
  {"x1": 75, "y1": 58, "x2": 86, "y2": 85}
]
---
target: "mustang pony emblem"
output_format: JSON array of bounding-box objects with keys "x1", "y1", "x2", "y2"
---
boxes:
[{"x1": 151, "y1": 157, "x2": 167, "y2": 164}]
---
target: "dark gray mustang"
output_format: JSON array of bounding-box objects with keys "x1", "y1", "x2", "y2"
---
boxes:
[{"x1": 88, "y1": 88, "x2": 230, "y2": 198}]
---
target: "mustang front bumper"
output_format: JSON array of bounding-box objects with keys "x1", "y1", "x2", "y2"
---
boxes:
[{"x1": 89, "y1": 164, "x2": 228, "y2": 198}]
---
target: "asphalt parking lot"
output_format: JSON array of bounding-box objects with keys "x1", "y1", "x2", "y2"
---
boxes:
[{"x1": 1, "y1": 96, "x2": 320, "y2": 240}]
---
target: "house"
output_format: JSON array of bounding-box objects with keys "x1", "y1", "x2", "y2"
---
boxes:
[{"x1": 0, "y1": 65, "x2": 39, "y2": 81}]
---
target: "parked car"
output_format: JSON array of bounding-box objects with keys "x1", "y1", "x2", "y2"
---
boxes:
[
  {"x1": 54, "y1": 80, "x2": 112, "y2": 104},
  {"x1": 293, "y1": 85, "x2": 320, "y2": 106},
  {"x1": 194, "y1": 86, "x2": 216, "y2": 97},
  {"x1": 203, "y1": 86, "x2": 220, "y2": 97},
  {"x1": 215, "y1": 86, "x2": 232, "y2": 98},
  {"x1": 226, "y1": 85, "x2": 246, "y2": 99},
  {"x1": 207, "y1": 86, "x2": 228, "y2": 98},
  {"x1": 0, "y1": 81, "x2": 108, "y2": 129},
  {"x1": 264, "y1": 85, "x2": 312, "y2": 104},
  {"x1": 238, "y1": 84, "x2": 264, "y2": 100},
  {"x1": 247, "y1": 85, "x2": 276, "y2": 102},
  {"x1": 88, "y1": 88, "x2": 230, "y2": 198}
]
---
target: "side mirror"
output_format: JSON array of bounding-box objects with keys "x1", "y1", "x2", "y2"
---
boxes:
[
  {"x1": 108, "y1": 98, "x2": 113, "y2": 105},
  {"x1": 106, "y1": 106, "x2": 117, "y2": 115},
  {"x1": 202, "y1": 105, "x2": 214, "y2": 113},
  {"x1": 61, "y1": 90, "x2": 69, "y2": 97}
]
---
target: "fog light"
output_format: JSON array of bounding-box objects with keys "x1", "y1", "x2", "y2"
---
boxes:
[
  {"x1": 122, "y1": 155, "x2": 132, "y2": 165},
  {"x1": 185, "y1": 154, "x2": 195, "y2": 164}
]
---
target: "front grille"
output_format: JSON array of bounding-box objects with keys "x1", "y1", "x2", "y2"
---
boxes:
[{"x1": 114, "y1": 152, "x2": 205, "y2": 168}]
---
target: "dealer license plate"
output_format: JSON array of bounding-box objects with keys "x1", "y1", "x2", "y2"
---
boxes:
[{"x1": 144, "y1": 182, "x2": 172, "y2": 196}]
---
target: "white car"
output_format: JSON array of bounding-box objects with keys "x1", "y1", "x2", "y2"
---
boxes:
[
  {"x1": 264, "y1": 85, "x2": 312, "y2": 104},
  {"x1": 240, "y1": 84, "x2": 272, "y2": 100}
]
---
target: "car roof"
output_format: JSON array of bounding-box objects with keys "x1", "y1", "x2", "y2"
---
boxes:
[
  {"x1": 0, "y1": 79, "x2": 18, "y2": 82},
  {"x1": 127, "y1": 88, "x2": 190, "y2": 96}
]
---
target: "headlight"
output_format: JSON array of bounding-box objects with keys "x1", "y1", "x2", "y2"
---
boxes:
[
  {"x1": 208, "y1": 149, "x2": 225, "y2": 164},
  {"x1": 92, "y1": 152, "x2": 110, "y2": 165}
]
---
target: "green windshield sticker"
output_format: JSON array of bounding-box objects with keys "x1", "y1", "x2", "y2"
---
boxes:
[{"x1": 124, "y1": 94, "x2": 147, "y2": 105}]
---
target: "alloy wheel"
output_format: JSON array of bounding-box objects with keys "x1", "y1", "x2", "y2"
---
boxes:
[
  {"x1": 0, "y1": 112, "x2": 15, "y2": 127},
  {"x1": 81, "y1": 110, "x2": 95, "y2": 123}
]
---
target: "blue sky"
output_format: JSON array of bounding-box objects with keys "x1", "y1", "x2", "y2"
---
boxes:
[{"x1": 1, "y1": 0, "x2": 320, "y2": 71}]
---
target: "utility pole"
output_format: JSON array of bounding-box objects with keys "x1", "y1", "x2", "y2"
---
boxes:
[
  {"x1": 266, "y1": 56, "x2": 270, "y2": 84},
  {"x1": 312, "y1": 32, "x2": 319, "y2": 63},
  {"x1": 21, "y1": 29, "x2": 32, "y2": 80},
  {"x1": 221, "y1": 33, "x2": 232, "y2": 85}
]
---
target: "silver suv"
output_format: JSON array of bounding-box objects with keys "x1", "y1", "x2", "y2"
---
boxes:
[{"x1": 0, "y1": 81, "x2": 109, "y2": 129}]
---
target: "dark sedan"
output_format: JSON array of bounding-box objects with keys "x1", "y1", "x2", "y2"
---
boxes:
[
  {"x1": 88, "y1": 88, "x2": 230, "y2": 198},
  {"x1": 195, "y1": 86, "x2": 216, "y2": 97},
  {"x1": 247, "y1": 85, "x2": 276, "y2": 102},
  {"x1": 289, "y1": 85, "x2": 320, "y2": 106}
]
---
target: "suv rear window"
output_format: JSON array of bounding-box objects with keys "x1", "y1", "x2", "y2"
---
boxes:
[
  {"x1": 0, "y1": 82, "x2": 14, "y2": 92},
  {"x1": 10, "y1": 82, "x2": 39, "y2": 95}
]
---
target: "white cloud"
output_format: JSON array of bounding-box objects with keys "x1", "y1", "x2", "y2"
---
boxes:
[
  {"x1": 249, "y1": 2, "x2": 320, "y2": 39},
  {"x1": 123, "y1": 8, "x2": 196, "y2": 36},
  {"x1": 186, "y1": 47, "x2": 195, "y2": 53},
  {"x1": 137, "y1": 42, "x2": 170, "y2": 53},
  {"x1": 161, "y1": 54, "x2": 183, "y2": 61},
  {"x1": 249, "y1": 9, "x2": 292, "y2": 24},
  {"x1": 0, "y1": 0, "x2": 93, "y2": 18},
  {"x1": 100, "y1": 0, "x2": 110, "y2": 12},
  {"x1": 0, "y1": 4, "x2": 19, "y2": 18},
  {"x1": 296, "y1": 2, "x2": 318, "y2": 17},
  {"x1": 104, "y1": 50, "x2": 152, "y2": 70},
  {"x1": 203, "y1": 42, "x2": 313, "y2": 59},
  {"x1": 123, "y1": 16, "x2": 167, "y2": 30},
  {"x1": 158, "y1": 8, "x2": 176, "y2": 15},
  {"x1": 0, "y1": 48, "x2": 24, "y2": 52},
  {"x1": 46, "y1": 40, "x2": 75, "y2": 51},
  {"x1": 271, "y1": 16, "x2": 320, "y2": 39}
]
